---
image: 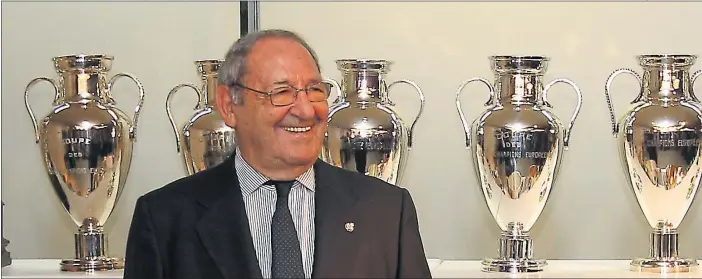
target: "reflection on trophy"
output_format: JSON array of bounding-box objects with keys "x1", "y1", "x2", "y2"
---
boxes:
[
  {"x1": 23, "y1": 54, "x2": 145, "y2": 272},
  {"x1": 456, "y1": 56, "x2": 582, "y2": 273},
  {"x1": 166, "y1": 60, "x2": 236, "y2": 175},
  {"x1": 321, "y1": 59, "x2": 426, "y2": 185},
  {"x1": 605, "y1": 54, "x2": 702, "y2": 273}
]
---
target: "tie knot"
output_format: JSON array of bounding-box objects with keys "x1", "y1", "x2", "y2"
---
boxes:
[{"x1": 269, "y1": 180, "x2": 295, "y2": 198}]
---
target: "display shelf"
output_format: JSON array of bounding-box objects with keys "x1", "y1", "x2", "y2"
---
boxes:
[
  {"x1": 1, "y1": 259, "x2": 443, "y2": 279},
  {"x1": 426, "y1": 258, "x2": 442, "y2": 272},
  {"x1": 1, "y1": 259, "x2": 122, "y2": 278},
  {"x1": 432, "y1": 260, "x2": 702, "y2": 278},
  {"x1": 5, "y1": 258, "x2": 701, "y2": 278}
]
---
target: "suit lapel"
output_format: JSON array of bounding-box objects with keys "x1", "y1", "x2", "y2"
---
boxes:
[
  {"x1": 195, "y1": 156, "x2": 263, "y2": 279},
  {"x1": 311, "y1": 160, "x2": 362, "y2": 278}
]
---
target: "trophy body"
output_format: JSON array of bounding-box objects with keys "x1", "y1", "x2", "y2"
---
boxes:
[
  {"x1": 605, "y1": 54, "x2": 702, "y2": 273},
  {"x1": 456, "y1": 56, "x2": 582, "y2": 273},
  {"x1": 24, "y1": 54, "x2": 145, "y2": 272},
  {"x1": 167, "y1": 60, "x2": 236, "y2": 175},
  {"x1": 321, "y1": 59, "x2": 425, "y2": 185}
]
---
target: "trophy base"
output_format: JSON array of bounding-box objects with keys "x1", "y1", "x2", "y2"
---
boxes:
[
  {"x1": 630, "y1": 258, "x2": 698, "y2": 273},
  {"x1": 483, "y1": 224, "x2": 547, "y2": 273},
  {"x1": 1, "y1": 251, "x2": 10, "y2": 268},
  {"x1": 629, "y1": 229, "x2": 699, "y2": 273},
  {"x1": 1, "y1": 237, "x2": 11, "y2": 268},
  {"x1": 481, "y1": 258, "x2": 547, "y2": 273},
  {"x1": 63, "y1": 220, "x2": 124, "y2": 272},
  {"x1": 60, "y1": 257, "x2": 124, "y2": 272}
]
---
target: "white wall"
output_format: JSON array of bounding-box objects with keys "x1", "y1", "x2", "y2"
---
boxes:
[
  {"x1": 1, "y1": 2, "x2": 240, "y2": 259},
  {"x1": 2, "y1": 1, "x2": 702, "y2": 261},
  {"x1": 259, "y1": 2, "x2": 702, "y2": 260}
]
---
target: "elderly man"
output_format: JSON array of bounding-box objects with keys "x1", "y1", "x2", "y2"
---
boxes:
[{"x1": 124, "y1": 29, "x2": 431, "y2": 279}]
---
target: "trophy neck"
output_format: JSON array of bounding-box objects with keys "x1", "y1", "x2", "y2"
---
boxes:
[
  {"x1": 339, "y1": 71, "x2": 389, "y2": 104},
  {"x1": 493, "y1": 73, "x2": 544, "y2": 106},
  {"x1": 200, "y1": 74, "x2": 219, "y2": 107},
  {"x1": 59, "y1": 71, "x2": 109, "y2": 102},
  {"x1": 640, "y1": 66, "x2": 695, "y2": 105},
  {"x1": 53, "y1": 54, "x2": 114, "y2": 103},
  {"x1": 489, "y1": 56, "x2": 549, "y2": 107},
  {"x1": 196, "y1": 60, "x2": 223, "y2": 107},
  {"x1": 335, "y1": 59, "x2": 391, "y2": 104}
]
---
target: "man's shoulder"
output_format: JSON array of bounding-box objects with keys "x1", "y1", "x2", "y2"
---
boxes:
[
  {"x1": 320, "y1": 162, "x2": 415, "y2": 221},
  {"x1": 321, "y1": 161, "x2": 408, "y2": 197},
  {"x1": 138, "y1": 164, "x2": 228, "y2": 207}
]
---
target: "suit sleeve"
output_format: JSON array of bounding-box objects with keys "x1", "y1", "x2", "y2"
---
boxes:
[
  {"x1": 397, "y1": 188, "x2": 432, "y2": 278},
  {"x1": 123, "y1": 196, "x2": 164, "y2": 279}
]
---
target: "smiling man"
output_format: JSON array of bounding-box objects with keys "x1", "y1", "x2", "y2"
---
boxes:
[{"x1": 123, "y1": 29, "x2": 431, "y2": 279}]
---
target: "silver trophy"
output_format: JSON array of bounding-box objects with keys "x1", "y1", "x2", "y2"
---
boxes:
[
  {"x1": 456, "y1": 56, "x2": 582, "y2": 273},
  {"x1": 605, "y1": 54, "x2": 702, "y2": 273},
  {"x1": 321, "y1": 59, "x2": 425, "y2": 185},
  {"x1": 24, "y1": 54, "x2": 145, "y2": 272},
  {"x1": 166, "y1": 60, "x2": 236, "y2": 175}
]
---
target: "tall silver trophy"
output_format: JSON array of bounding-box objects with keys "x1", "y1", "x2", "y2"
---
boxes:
[
  {"x1": 166, "y1": 60, "x2": 236, "y2": 175},
  {"x1": 24, "y1": 54, "x2": 145, "y2": 272},
  {"x1": 321, "y1": 59, "x2": 426, "y2": 185},
  {"x1": 605, "y1": 54, "x2": 701, "y2": 273},
  {"x1": 456, "y1": 56, "x2": 582, "y2": 273}
]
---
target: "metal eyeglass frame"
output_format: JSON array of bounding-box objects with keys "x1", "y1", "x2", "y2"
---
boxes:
[{"x1": 232, "y1": 82, "x2": 332, "y2": 106}]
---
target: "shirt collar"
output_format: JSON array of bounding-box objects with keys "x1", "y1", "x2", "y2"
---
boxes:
[{"x1": 234, "y1": 147, "x2": 316, "y2": 196}]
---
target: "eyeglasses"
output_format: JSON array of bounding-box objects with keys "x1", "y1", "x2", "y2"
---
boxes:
[{"x1": 233, "y1": 82, "x2": 332, "y2": 106}]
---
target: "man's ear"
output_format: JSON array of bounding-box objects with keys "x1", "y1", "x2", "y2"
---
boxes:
[{"x1": 215, "y1": 85, "x2": 237, "y2": 128}]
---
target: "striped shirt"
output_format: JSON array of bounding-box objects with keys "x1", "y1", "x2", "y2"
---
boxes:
[{"x1": 234, "y1": 148, "x2": 316, "y2": 278}]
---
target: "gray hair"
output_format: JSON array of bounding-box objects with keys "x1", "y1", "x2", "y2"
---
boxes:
[{"x1": 218, "y1": 29, "x2": 321, "y2": 104}]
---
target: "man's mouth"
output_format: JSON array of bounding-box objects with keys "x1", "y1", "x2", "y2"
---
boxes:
[{"x1": 282, "y1": 126, "x2": 312, "y2": 133}]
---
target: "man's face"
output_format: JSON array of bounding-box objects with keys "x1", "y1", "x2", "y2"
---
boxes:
[{"x1": 219, "y1": 37, "x2": 329, "y2": 171}]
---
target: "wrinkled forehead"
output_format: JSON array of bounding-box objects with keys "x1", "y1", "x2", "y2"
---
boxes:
[
  {"x1": 250, "y1": 37, "x2": 319, "y2": 69},
  {"x1": 248, "y1": 49, "x2": 321, "y2": 86},
  {"x1": 244, "y1": 38, "x2": 319, "y2": 82}
]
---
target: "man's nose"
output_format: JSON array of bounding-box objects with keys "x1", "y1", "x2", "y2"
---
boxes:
[{"x1": 288, "y1": 90, "x2": 316, "y2": 119}]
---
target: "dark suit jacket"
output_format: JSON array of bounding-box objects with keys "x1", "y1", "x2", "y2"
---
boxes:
[{"x1": 123, "y1": 155, "x2": 431, "y2": 279}]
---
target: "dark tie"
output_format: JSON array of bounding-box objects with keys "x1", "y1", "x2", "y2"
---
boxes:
[{"x1": 269, "y1": 180, "x2": 305, "y2": 278}]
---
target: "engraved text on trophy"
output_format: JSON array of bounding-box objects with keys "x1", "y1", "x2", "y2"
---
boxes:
[
  {"x1": 482, "y1": 122, "x2": 558, "y2": 231},
  {"x1": 625, "y1": 122, "x2": 702, "y2": 229},
  {"x1": 46, "y1": 116, "x2": 123, "y2": 228}
]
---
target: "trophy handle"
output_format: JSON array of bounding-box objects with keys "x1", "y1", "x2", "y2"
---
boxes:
[
  {"x1": 166, "y1": 83, "x2": 203, "y2": 153},
  {"x1": 24, "y1": 77, "x2": 61, "y2": 144},
  {"x1": 107, "y1": 72, "x2": 146, "y2": 141},
  {"x1": 691, "y1": 70, "x2": 701, "y2": 103},
  {"x1": 604, "y1": 68, "x2": 642, "y2": 136},
  {"x1": 455, "y1": 77, "x2": 495, "y2": 148},
  {"x1": 323, "y1": 77, "x2": 342, "y2": 104},
  {"x1": 542, "y1": 78, "x2": 583, "y2": 151},
  {"x1": 387, "y1": 79, "x2": 426, "y2": 148}
]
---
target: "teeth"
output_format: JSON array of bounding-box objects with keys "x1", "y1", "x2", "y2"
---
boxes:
[{"x1": 283, "y1": 126, "x2": 311, "y2": 133}]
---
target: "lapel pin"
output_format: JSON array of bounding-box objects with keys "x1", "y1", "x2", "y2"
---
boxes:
[{"x1": 345, "y1": 222, "x2": 355, "y2": 233}]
